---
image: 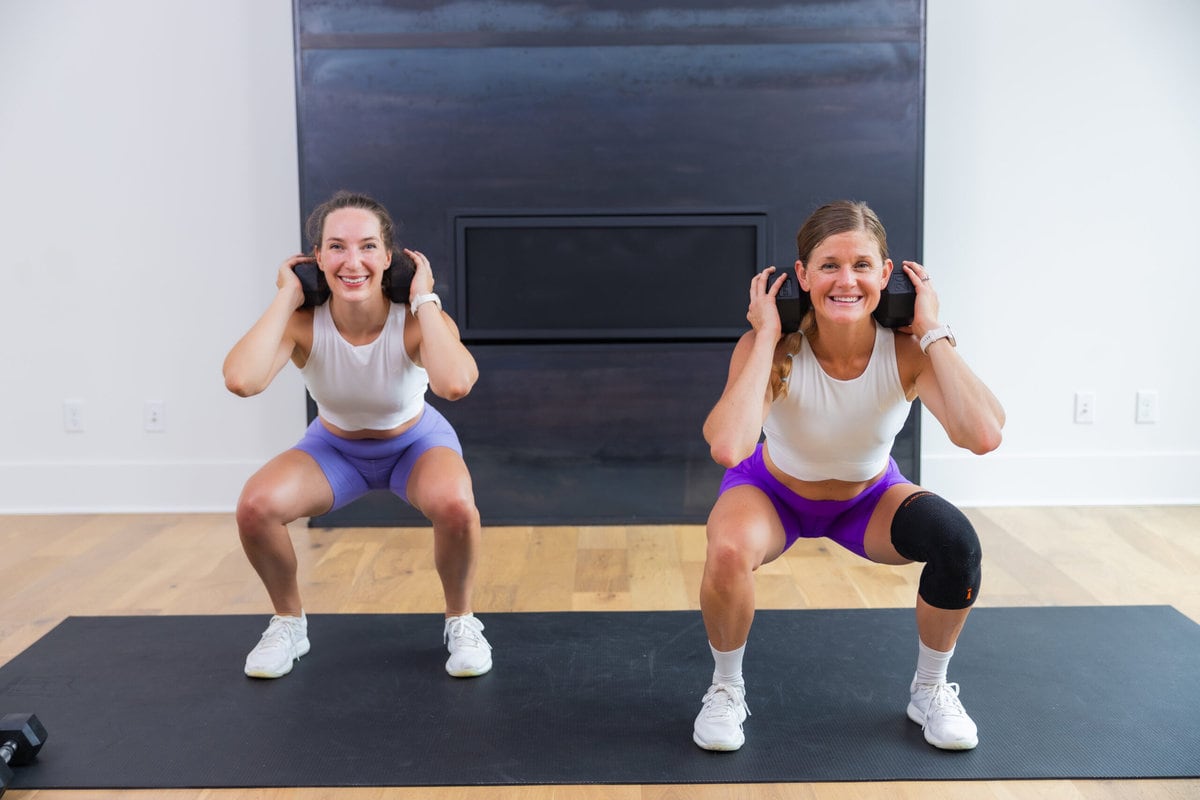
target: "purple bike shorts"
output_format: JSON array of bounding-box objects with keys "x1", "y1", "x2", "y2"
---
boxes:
[
  {"x1": 718, "y1": 443, "x2": 911, "y2": 559},
  {"x1": 293, "y1": 403, "x2": 462, "y2": 511}
]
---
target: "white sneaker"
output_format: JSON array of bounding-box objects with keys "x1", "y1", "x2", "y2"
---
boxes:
[
  {"x1": 907, "y1": 680, "x2": 979, "y2": 750},
  {"x1": 693, "y1": 683, "x2": 751, "y2": 751},
  {"x1": 244, "y1": 614, "x2": 310, "y2": 679},
  {"x1": 443, "y1": 613, "x2": 492, "y2": 677}
]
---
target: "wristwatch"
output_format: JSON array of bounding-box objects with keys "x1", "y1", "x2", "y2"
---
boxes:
[
  {"x1": 410, "y1": 292, "x2": 442, "y2": 316},
  {"x1": 919, "y1": 324, "x2": 956, "y2": 354}
]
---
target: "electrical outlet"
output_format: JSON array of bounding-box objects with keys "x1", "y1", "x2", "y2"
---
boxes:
[
  {"x1": 144, "y1": 401, "x2": 166, "y2": 432},
  {"x1": 1135, "y1": 390, "x2": 1159, "y2": 424},
  {"x1": 63, "y1": 399, "x2": 85, "y2": 432},
  {"x1": 1074, "y1": 392, "x2": 1095, "y2": 424}
]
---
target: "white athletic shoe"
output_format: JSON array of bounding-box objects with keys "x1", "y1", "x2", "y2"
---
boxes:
[
  {"x1": 907, "y1": 680, "x2": 979, "y2": 750},
  {"x1": 443, "y1": 613, "x2": 493, "y2": 677},
  {"x1": 693, "y1": 682, "x2": 751, "y2": 751},
  {"x1": 244, "y1": 614, "x2": 310, "y2": 679}
]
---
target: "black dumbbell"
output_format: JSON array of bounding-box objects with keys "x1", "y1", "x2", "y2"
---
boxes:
[
  {"x1": 0, "y1": 713, "x2": 47, "y2": 798},
  {"x1": 293, "y1": 252, "x2": 417, "y2": 309},
  {"x1": 872, "y1": 266, "x2": 915, "y2": 329}
]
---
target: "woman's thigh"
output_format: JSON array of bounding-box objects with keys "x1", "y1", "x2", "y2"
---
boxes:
[
  {"x1": 240, "y1": 448, "x2": 337, "y2": 522},
  {"x1": 862, "y1": 482, "x2": 926, "y2": 566},
  {"x1": 706, "y1": 485, "x2": 790, "y2": 570},
  {"x1": 403, "y1": 446, "x2": 476, "y2": 520}
]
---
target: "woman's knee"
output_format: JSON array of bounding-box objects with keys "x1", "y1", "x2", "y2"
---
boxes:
[
  {"x1": 704, "y1": 526, "x2": 768, "y2": 587},
  {"x1": 890, "y1": 490, "x2": 982, "y2": 609},
  {"x1": 236, "y1": 467, "x2": 314, "y2": 535},
  {"x1": 237, "y1": 451, "x2": 331, "y2": 537},
  {"x1": 240, "y1": 494, "x2": 282, "y2": 544},
  {"x1": 236, "y1": 481, "x2": 289, "y2": 536},
  {"x1": 704, "y1": 491, "x2": 784, "y2": 582},
  {"x1": 422, "y1": 483, "x2": 480, "y2": 532},
  {"x1": 406, "y1": 449, "x2": 480, "y2": 531}
]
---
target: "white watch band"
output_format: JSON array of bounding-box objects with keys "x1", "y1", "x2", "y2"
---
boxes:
[
  {"x1": 919, "y1": 324, "x2": 955, "y2": 354},
  {"x1": 410, "y1": 292, "x2": 442, "y2": 316}
]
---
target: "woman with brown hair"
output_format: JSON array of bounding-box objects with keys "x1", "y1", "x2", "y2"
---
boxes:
[{"x1": 223, "y1": 190, "x2": 492, "y2": 681}]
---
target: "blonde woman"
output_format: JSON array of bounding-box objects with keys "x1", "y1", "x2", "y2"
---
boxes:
[{"x1": 695, "y1": 200, "x2": 1004, "y2": 752}]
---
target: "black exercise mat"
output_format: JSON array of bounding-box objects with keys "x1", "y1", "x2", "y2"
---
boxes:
[{"x1": 2, "y1": 606, "x2": 1198, "y2": 789}]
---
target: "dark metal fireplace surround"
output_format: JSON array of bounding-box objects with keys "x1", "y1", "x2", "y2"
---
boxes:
[{"x1": 294, "y1": 0, "x2": 925, "y2": 526}]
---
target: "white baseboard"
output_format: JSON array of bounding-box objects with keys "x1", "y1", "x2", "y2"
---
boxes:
[
  {"x1": 0, "y1": 460, "x2": 261, "y2": 514},
  {"x1": 1, "y1": 452, "x2": 1196, "y2": 514},
  {"x1": 920, "y1": 452, "x2": 1200, "y2": 507}
]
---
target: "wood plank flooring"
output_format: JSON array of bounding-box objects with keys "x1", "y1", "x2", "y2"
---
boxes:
[{"x1": 2, "y1": 505, "x2": 1198, "y2": 800}]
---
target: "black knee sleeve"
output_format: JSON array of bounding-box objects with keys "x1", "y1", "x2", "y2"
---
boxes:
[{"x1": 889, "y1": 491, "x2": 981, "y2": 610}]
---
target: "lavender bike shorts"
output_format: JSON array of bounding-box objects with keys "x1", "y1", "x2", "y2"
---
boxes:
[
  {"x1": 293, "y1": 404, "x2": 462, "y2": 511},
  {"x1": 718, "y1": 443, "x2": 911, "y2": 559}
]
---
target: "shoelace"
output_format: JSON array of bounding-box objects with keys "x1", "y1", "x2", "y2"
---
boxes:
[
  {"x1": 259, "y1": 616, "x2": 301, "y2": 649},
  {"x1": 921, "y1": 681, "x2": 968, "y2": 719},
  {"x1": 444, "y1": 616, "x2": 491, "y2": 651},
  {"x1": 700, "y1": 684, "x2": 751, "y2": 721}
]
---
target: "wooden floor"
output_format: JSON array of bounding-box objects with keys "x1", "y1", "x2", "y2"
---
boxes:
[{"x1": 2, "y1": 505, "x2": 1199, "y2": 800}]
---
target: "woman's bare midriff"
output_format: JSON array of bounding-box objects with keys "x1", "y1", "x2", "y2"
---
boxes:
[
  {"x1": 761, "y1": 442, "x2": 885, "y2": 501},
  {"x1": 318, "y1": 410, "x2": 422, "y2": 440}
]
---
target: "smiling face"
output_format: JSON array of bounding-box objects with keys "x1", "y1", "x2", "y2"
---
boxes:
[
  {"x1": 797, "y1": 229, "x2": 892, "y2": 325},
  {"x1": 315, "y1": 207, "x2": 392, "y2": 302}
]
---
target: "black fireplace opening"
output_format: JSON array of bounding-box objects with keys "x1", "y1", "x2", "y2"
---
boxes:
[{"x1": 455, "y1": 212, "x2": 767, "y2": 342}]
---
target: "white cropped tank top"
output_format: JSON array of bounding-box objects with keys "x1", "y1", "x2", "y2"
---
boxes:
[
  {"x1": 300, "y1": 303, "x2": 428, "y2": 431},
  {"x1": 762, "y1": 322, "x2": 911, "y2": 482}
]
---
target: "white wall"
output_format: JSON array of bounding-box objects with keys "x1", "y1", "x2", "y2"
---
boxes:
[
  {"x1": 0, "y1": 0, "x2": 1196, "y2": 513},
  {"x1": 922, "y1": 0, "x2": 1200, "y2": 504},
  {"x1": 0, "y1": 0, "x2": 305, "y2": 511}
]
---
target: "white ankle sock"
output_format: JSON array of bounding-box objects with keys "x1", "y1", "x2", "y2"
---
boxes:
[
  {"x1": 913, "y1": 639, "x2": 954, "y2": 687},
  {"x1": 710, "y1": 642, "x2": 746, "y2": 686}
]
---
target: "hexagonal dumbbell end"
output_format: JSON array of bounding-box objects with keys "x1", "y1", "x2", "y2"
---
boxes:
[{"x1": 0, "y1": 713, "x2": 47, "y2": 766}]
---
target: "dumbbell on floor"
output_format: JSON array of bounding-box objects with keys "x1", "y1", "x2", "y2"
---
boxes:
[{"x1": 0, "y1": 713, "x2": 47, "y2": 798}]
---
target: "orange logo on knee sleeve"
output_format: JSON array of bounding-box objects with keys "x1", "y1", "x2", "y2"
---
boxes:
[{"x1": 966, "y1": 588, "x2": 972, "y2": 601}]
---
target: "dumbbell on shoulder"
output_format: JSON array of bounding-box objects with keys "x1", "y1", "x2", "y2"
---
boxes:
[
  {"x1": 0, "y1": 713, "x2": 47, "y2": 798},
  {"x1": 292, "y1": 252, "x2": 417, "y2": 309},
  {"x1": 772, "y1": 263, "x2": 915, "y2": 333}
]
